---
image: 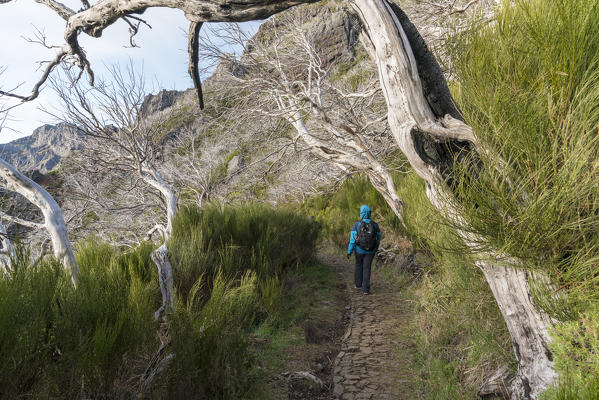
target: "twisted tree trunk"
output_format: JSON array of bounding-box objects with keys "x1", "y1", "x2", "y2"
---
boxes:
[
  {"x1": 143, "y1": 169, "x2": 177, "y2": 319},
  {"x1": 0, "y1": 158, "x2": 79, "y2": 285},
  {"x1": 477, "y1": 262, "x2": 556, "y2": 398},
  {"x1": 352, "y1": 1, "x2": 556, "y2": 398},
  {"x1": 0, "y1": 220, "x2": 15, "y2": 270}
]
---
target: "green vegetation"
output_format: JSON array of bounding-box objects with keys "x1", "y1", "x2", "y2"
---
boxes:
[
  {"x1": 300, "y1": 170, "x2": 511, "y2": 397},
  {"x1": 452, "y1": 0, "x2": 599, "y2": 313},
  {"x1": 541, "y1": 308, "x2": 599, "y2": 400},
  {"x1": 299, "y1": 174, "x2": 405, "y2": 249},
  {"x1": 0, "y1": 204, "x2": 320, "y2": 399},
  {"x1": 454, "y1": 0, "x2": 599, "y2": 399},
  {"x1": 448, "y1": 0, "x2": 599, "y2": 394},
  {"x1": 335, "y1": 47, "x2": 368, "y2": 79},
  {"x1": 167, "y1": 203, "x2": 320, "y2": 397},
  {"x1": 169, "y1": 204, "x2": 317, "y2": 296},
  {"x1": 0, "y1": 242, "x2": 157, "y2": 399},
  {"x1": 154, "y1": 104, "x2": 197, "y2": 140}
]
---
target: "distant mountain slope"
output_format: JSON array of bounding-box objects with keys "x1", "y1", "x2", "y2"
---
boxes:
[{"x1": 0, "y1": 123, "x2": 84, "y2": 173}]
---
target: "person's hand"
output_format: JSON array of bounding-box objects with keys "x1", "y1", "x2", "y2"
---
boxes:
[{"x1": 346, "y1": 253, "x2": 351, "y2": 260}]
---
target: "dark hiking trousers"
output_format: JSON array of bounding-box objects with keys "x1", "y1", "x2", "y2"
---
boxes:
[{"x1": 354, "y1": 252, "x2": 374, "y2": 294}]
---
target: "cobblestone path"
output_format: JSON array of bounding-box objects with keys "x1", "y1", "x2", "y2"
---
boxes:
[{"x1": 324, "y1": 253, "x2": 407, "y2": 400}]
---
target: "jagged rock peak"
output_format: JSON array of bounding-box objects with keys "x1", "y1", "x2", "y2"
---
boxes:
[
  {"x1": 253, "y1": 3, "x2": 362, "y2": 66},
  {"x1": 140, "y1": 89, "x2": 185, "y2": 116}
]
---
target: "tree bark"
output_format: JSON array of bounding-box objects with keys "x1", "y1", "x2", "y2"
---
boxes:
[
  {"x1": 143, "y1": 170, "x2": 177, "y2": 239},
  {"x1": 142, "y1": 169, "x2": 177, "y2": 319},
  {"x1": 365, "y1": 167, "x2": 404, "y2": 226},
  {"x1": 0, "y1": 220, "x2": 15, "y2": 270},
  {"x1": 478, "y1": 262, "x2": 557, "y2": 398},
  {"x1": 0, "y1": 158, "x2": 79, "y2": 285},
  {"x1": 351, "y1": 1, "x2": 555, "y2": 398},
  {"x1": 151, "y1": 243, "x2": 175, "y2": 320}
]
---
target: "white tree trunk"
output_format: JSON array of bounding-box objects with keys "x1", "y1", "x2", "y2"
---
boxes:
[
  {"x1": 0, "y1": 158, "x2": 79, "y2": 285},
  {"x1": 351, "y1": 1, "x2": 555, "y2": 397},
  {"x1": 151, "y1": 243, "x2": 176, "y2": 320},
  {"x1": 142, "y1": 169, "x2": 177, "y2": 319},
  {"x1": 0, "y1": 220, "x2": 15, "y2": 270},
  {"x1": 478, "y1": 262, "x2": 557, "y2": 399},
  {"x1": 365, "y1": 167, "x2": 405, "y2": 227},
  {"x1": 143, "y1": 170, "x2": 177, "y2": 239}
]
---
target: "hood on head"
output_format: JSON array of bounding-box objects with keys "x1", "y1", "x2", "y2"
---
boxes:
[{"x1": 360, "y1": 204, "x2": 371, "y2": 220}]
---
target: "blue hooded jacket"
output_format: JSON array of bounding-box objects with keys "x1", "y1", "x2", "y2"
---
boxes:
[{"x1": 347, "y1": 205, "x2": 381, "y2": 255}]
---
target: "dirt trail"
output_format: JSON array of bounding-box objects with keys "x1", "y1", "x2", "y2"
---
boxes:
[{"x1": 318, "y1": 251, "x2": 412, "y2": 400}]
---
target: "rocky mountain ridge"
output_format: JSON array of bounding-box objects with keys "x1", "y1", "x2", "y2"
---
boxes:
[
  {"x1": 0, "y1": 88, "x2": 185, "y2": 176},
  {"x1": 0, "y1": 123, "x2": 84, "y2": 174}
]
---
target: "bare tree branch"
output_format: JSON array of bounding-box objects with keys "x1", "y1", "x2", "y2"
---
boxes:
[
  {"x1": 0, "y1": 209, "x2": 44, "y2": 229},
  {"x1": 34, "y1": 0, "x2": 75, "y2": 21},
  {"x1": 188, "y1": 21, "x2": 204, "y2": 109}
]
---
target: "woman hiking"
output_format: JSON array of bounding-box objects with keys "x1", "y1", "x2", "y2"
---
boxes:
[{"x1": 347, "y1": 204, "x2": 381, "y2": 295}]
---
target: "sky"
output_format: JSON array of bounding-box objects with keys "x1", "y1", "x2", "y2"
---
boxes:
[{"x1": 0, "y1": 0, "x2": 261, "y2": 143}]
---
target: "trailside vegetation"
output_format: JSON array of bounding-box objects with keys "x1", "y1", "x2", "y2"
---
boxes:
[
  {"x1": 300, "y1": 172, "x2": 512, "y2": 398},
  {"x1": 0, "y1": 204, "x2": 318, "y2": 399},
  {"x1": 449, "y1": 0, "x2": 599, "y2": 395}
]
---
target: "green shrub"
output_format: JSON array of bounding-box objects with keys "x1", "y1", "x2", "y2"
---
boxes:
[
  {"x1": 0, "y1": 205, "x2": 319, "y2": 398},
  {"x1": 0, "y1": 256, "x2": 64, "y2": 397},
  {"x1": 542, "y1": 308, "x2": 599, "y2": 400},
  {"x1": 259, "y1": 274, "x2": 284, "y2": 320},
  {"x1": 0, "y1": 241, "x2": 157, "y2": 398},
  {"x1": 169, "y1": 203, "x2": 318, "y2": 299},
  {"x1": 163, "y1": 203, "x2": 319, "y2": 396},
  {"x1": 450, "y1": 0, "x2": 599, "y2": 316},
  {"x1": 167, "y1": 272, "x2": 259, "y2": 399},
  {"x1": 446, "y1": 0, "x2": 599, "y2": 393}
]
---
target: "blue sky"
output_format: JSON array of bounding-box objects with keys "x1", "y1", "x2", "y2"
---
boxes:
[{"x1": 0, "y1": 0, "x2": 261, "y2": 143}]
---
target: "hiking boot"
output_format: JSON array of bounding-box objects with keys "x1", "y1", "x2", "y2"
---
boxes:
[{"x1": 354, "y1": 285, "x2": 362, "y2": 290}]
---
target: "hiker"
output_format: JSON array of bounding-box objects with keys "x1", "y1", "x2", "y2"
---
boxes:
[{"x1": 347, "y1": 204, "x2": 381, "y2": 295}]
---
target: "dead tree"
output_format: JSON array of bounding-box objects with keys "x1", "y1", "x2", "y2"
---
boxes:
[
  {"x1": 58, "y1": 157, "x2": 166, "y2": 248},
  {"x1": 200, "y1": 15, "x2": 406, "y2": 223},
  {"x1": 1, "y1": 74, "x2": 79, "y2": 279},
  {"x1": 50, "y1": 66, "x2": 178, "y2": 319},
  {"x1": 163, "y1": 129, "x2": 220, "y2": 208},
  {"x1": 1, "y1": 0, "x2": 558, "y2": 397},
  {"x1": 351, "y1": 1, "x2": 555, "y2": 398},
  {"x1": 0, "y1": 157, "x2": 79, "y2": 283}
]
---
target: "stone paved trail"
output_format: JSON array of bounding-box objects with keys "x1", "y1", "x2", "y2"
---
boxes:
[{"x1": 320, "y1": 251, "x2": 412, "y2": 400}]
